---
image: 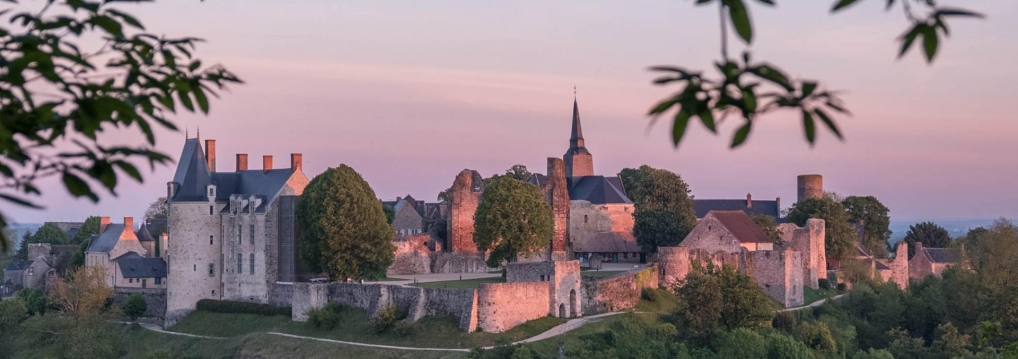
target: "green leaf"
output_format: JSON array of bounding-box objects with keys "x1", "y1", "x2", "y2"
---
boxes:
[
  {"x1": 0, "y1": 194, "x2": 43, "y2": 209},
  {"x1": 698, "y1": 105, "x2": 717, "y2": 133},
  {"x1": 802, "y1": 109, "x2": 816, "y2": 144},
  {"x1": 755, "y1": 0, "x2": 774, "y2": 6},
  {"x1": 814, "y1": 108, "x2": 843, "y2": 140},
  {"x1": 107, "y1": 9, "x2": 145, "y2": 30},
  {"x1": 649, "y1": 98, "x2": 678, "y2": 116},
  {"x1": 727, "y1": 0, "x2": 753, "y2": 44},
  {"x1": 731, "y1": 122, "x2": 753, "y2": 148},
  {"x1": 749, "y1": 65, "x2": 793, "y2": 91},
  {"x1": 802, "y1": 82, "x2": 818, "y2": 97},
  {"x1": 193, "y1": 85, "x2": 209, "y2": 114},
  {"x1": 62, "y1": 172, "x2": 98, "y2": 202},
  {"x1": 114, "y1": 160, "x2": 142, "y2": 182},
  {"x1": 831, "y1": 0, "x2": 861, "y2": 12},
  {"x1": 897, "y1": 24, "x2": 923, "y2": 58},
  {"x1": 921, "y1": 25, "x2": 939, "y2": 63},
  {"x1": 935, "y1": 7, "x2": 985, "y2": 19},
  {"x1": 885, "y1": 0, "x2": 896, "y2": 10},
  {"x1": 672, "y1": 109, "x2": 692, "y2": 147},
  {"x1": 89, "y1": 15, "x2": 123, "y2": 38}
]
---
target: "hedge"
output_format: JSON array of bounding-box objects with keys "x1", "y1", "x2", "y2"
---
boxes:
[{"x1": 195, "y1": 299, "x2": 292, "y2": 317}]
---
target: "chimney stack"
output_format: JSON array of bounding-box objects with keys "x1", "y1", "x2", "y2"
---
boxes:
[
  {"x1": 746, "y1": 193, "x2": 752, "y2": 208},
  {"x1": 236, "y1": 154, "x2": 248, "y2": 171},
  {"x1": 100, "y1": 216, "x2": 111, "y2": 228},
  {"x1": 776, "y1": 197, "x2": 781, "y2": 213},
  {"x1": 124, "y1": 216, "x2": 134, "y2": 231},
  {"x1": 205, "y1": 139, "x2": 216, "y2": 172},
  {"x1": 290, "y1": 153, "x2": 302, "y2": 172},
  {"x1": 263, "y1": 155, "x2": 273, "y2": 172}
]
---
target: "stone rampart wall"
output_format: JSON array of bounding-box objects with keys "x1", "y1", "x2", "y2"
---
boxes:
[
  {"x1": 268, "y1": 282, "x2": 293, "y2": 307},
  {"x1": 581, "y1": 266, "x2": 657, "y2": 315},
  {"x1": 476, "y1": 282, "x2": 550, "y2": 333},
  {"x1": 113, "y1": 288, "x2": 166, "y2": 319},
  {"x1": 431, "y1": 252, "x2": 489, "y2": 273},
  {"x1": 746, "y1": 249, "x2": 803, "y2": 308},
  {"x1": 291, "y1": 283, "x2": 328, "y2": 321},
  {"x1": 423, "y1": 288, "x2": 478, "y2": 331}
]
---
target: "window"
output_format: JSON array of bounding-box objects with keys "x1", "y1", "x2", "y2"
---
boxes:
[
  {"x1": 221, "y1": 254, "x2": 224, "y2": 274},
  {"x1": 210, "y1": 235, "x2": 214, "y2": 245},
  {"x1": 249, "y1": 225, "x2": 255, "y2": 245},
  {"x1": 250, "y1": 253, "x2": 255, "y2": 274},
  {"x1": 238, "y1": 222, "x2": 242, "y2": 244},
  {"x1": 209, "y1": 205, "x2": 214, "y2": 215},
  {"x1": 193, "y1": 264, "x2": 196, "y2": 271},
  {"x1": 584, "y1": 215, "x2": 588, "y2": 224},
  {"x1": 27, "y1": 267, "x2": 33, "y2": 276},
  {"x1": 155, "y1": 277, "x2": 162, "y2": 285},
  {"x1": 142, "y1": 279, "x2": 147, "y2": 288},
  {"x1": 623, "y1": 253, "x2": 628, "y2": 259},
  {"x1": 129, "y1": 278, "x2": 133, "y2": 283},
  {"x1": 208, "y1": 263, "x2": 215, "y2": 277},
  {"x1": 237, "y1": 255, "x2": 243, "y2": 273}
]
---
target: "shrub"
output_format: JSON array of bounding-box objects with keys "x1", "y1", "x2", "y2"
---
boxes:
[
  {"x1": 394, "y1": 319, "x2": 416, "y2": 337},
  {"x1": 122, "y1": 293, "x2": 148, "y2": 320},
  {"x1": 373, "y1": 305, "x2": 402, "y2": 333},
  {"x1": 818, "y1": 278, "x2": 831, "y2": 290},
  {"x1": 836, "y1": 282, "x2": 848, "y2": 291},
  {"x1": 772, "y1": 311, "x2": 796, "y2": 332},
  {"x1": 641, "y1": 287, "x2": 661, "y2": 302},
  {"x1": 195, "y1": 299, "x2": 291, "y2": 316},
  {"x1": 306, "y1": 303, "x2": 344, "y2": 330}
]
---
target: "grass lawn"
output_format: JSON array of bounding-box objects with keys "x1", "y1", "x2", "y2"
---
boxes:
[
  {"x1": 409, "y1": 277, "x2": 504, "y2": 289},
  {"x1": 579, "y1": 270, "x2": 625, "y2": 278},
  {"x1": 803, "y1": 286, "x2": 840, "y2": 305},
  {"x1": 169, "y1": 306, "x2": 566, "y2": 350},
  {"x1": 633, "y1": 288, "x2": 677, "y2": 315}
]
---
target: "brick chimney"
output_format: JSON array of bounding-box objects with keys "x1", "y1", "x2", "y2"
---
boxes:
[
  {"x1": 124, "y1": 216, "x2": 134, "y2": 230},
  {"x1": 263, "y1": 155, "x2": 273, "y2": 172},
  {"x1": 100, "y1": 216, "x2": 111, "y2": 228},
  {"x1": 290, "y1": 153, "x2": 302, "y2": 172},
  {"x1": 236, "y1": 154, "x2": 248, "y2": 171},
  {"x1": 776, "y1": 197, "x2": 781, "y2": 212},
  {"x1": 746, "y1": 193, "x2": 752, "y2": 208},
  {"x1": 915, "y1": 242, "x2": 923, "y2": 258},
  {"x1": 205, "y1": 139, "x2": 216, "y2": 172}
]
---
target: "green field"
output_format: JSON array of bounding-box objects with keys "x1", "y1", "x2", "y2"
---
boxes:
[{"x1": 408, "y1": 277, "x2": 503, "y2": 289}]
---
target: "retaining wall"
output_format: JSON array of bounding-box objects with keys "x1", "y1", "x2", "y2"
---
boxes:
[
  {"x1": 581, "y1": 266, "x2": 658, "y2": 314},
  {"x1": 113, "y1": 288, "x2": 166, "y2": 319},
  {"x1": 476, "y1": 282, "x2": 550, "y2": 333}
]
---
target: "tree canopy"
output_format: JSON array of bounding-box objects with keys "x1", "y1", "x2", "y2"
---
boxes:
[
  {"x1": 473, "y1": 176, "x2": 553, "y2": 267},
  {"x1": 72, "y1": 216, "x2": 101, "y2": 245},
  {"x1": 0, "y1": 0, "x2": 240, "y2": 252},
  {"x1": 619, "y1": 165, "x2": 697, "y2": 254},
  {"x1": 503, "y1": 164, "x2": 532, "y2": 181},
  {"x1": 787, "y1": 196, "x2": 857, "y2": 261},
  {"x1": 672, "y1": 262, "x2": 775, "y2": 339},
  {"x1": 842, "y1": 196, "x2": 893, "y2": 258},
  {"x1": 295, "y1": 165, "x2": 395, "y2": 280},
  {"x1": 144, "y1": 197, "x2": 169, "y2": 220},
  {"x1": 750, "y1": 214, "x2": 782, "y2": 244},
  {"x1": 902, "y1": 221, "x2": 951, "y2": 259}
]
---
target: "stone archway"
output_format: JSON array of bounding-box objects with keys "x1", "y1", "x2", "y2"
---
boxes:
[
  {"x1": 558, "y1": 303, "x2": 566, "y2": 318},
  {"x1": 570, "y1": 289, "x2": 577, "y2": 317}
]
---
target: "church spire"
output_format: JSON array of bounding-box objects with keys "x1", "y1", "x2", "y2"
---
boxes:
[
  {"x1": 563, "y1": 91, "x2": 593, "y2": 178},
  {"x1": 569, "y1": 96, "x2": 585, "y2": 149}
]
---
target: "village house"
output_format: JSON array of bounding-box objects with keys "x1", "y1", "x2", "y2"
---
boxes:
[{"x1": 909, "y1": 242, "x2": 961, "y2": 279}]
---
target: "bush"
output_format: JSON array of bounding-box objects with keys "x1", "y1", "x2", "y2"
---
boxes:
[
  {"x1": 372, "y1": 305, "x2": 403, "y2": 333},
  {"x1": 818, "y1": 278, "x2": 831, "y2": 290},
  {"x1": 195, "y1": 299, "x2": 291, "y2": 317},
  {"x1": 394, "y1": 319, "x2": 416, "y2": 337},
  {"x1": 306, "y1": 302, "x2": 344, "y2": 330},
  {"x1": 836, "y1": 282, "x2": 848, "y2": 291},
  {"x1": 772, "y1": 311, "x2": 796, "y2": 332},
  {"x1": 122, "y1": 293, "x2": 148, "y2": 320},
  {"x1": 642, "y1": 287, "x2": 661, "y2": 302}
]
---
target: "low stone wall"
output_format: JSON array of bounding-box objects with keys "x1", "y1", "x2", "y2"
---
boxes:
[
  {"x1": 423, "y1": 288, "x2": 478, "y2": 331},
  {"x1": 269, "y1": 282, "x2": 294, "y2": 307},
  {"x1": 431, "y1": 252, "x2": 490, "y2": 273},
  {"x1": 581, "y1": 266, "x2": 658, "y2": 315},
  {"x1": 113, "y1": 288, "x2": 166, "y2": 319},
  {"x1": 476, "y1": 282, "x2": 550, "y2": 333},
  {"x1": 321, "y1": 282, "x2": 479, "y2": 331},
  {"x1": 291, "y1": 283, "x2": 329, "y2": 321}
]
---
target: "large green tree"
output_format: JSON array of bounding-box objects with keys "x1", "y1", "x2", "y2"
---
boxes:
[
  {"x1": 842, "y1": 196, "x2": 893, "y2": 258},
  {"x1": 72, "y1": 216, "x2": 101, "y2": 245},
  {"x1": 963, "y1": 219, "x2": 1018, "y2": 291},
  {"x1": 473, "y1": 176, "x2": 553, "y2": 268},
  {"x1": 672, "y1": 263, "x2": 774, "y2": 339},
  {"x1": 144, "y1": 197, "x2": 169, "y2": 220},
  {"x1": 787, "y1": 196, "x2": 857, "y2": 261},
  {"x1": 296, "y1": 165, "x2": 395, "y2": 281},
  {"x1": 619, "y1": 165, "x2": 697, "y2": 254},
  {"x1": 0, "y1": 1, "x2": 240, "y2": 252},
  {"x1": 902, "y1": 222, "x2": 951, "y2": 259}
]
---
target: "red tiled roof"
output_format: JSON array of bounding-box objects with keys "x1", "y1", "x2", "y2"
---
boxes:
[{"x1": 710, "y1": 210, "x2": 772, "y2": 244}]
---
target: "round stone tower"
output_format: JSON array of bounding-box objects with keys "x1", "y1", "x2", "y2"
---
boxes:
[{"x1": 797, "y1": 174, "x2": 823, "y2": 203}]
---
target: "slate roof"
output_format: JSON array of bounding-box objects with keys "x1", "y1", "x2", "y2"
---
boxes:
[
  {"x1": 709, "y1": 210, "x2": 772, "y2": 244},
  {"x1": 567, "y1": 176, "x2": 632, "y2": 204},
  {"x1": 693, "y1": 199, "x2": 781, "y2": 219},
  {"x1": 573, "y1": 232, "x2": 641, "y2": 253},
  {"x1": 169, "y1": 138, "x2": 296, "y2": 211},
  {"x1": 136, "y1": 222, "x2": 155, "y2": 242},
  {"x1": 115, "y1": 255, "x2": 167, "y2": 278},
  {"x1": 922, "y1": 248, "x2": 958, "y2": 263},
  {"x1": 875, "y1": 260, "x2": 891, "y2": 271},
  {"x1": 87, "y1": 224, "x2": 125, "y2": 254},
  {"x1": 527, "y1": 174, "x2": 547, "y2": 188},
  {"x1": 4, "y1": 260, "x2": 31, "y2": 271},
  {"x1": 854, "y1": 243, "x2": 871, "y2": 258},
  {"x1": 565, "y1": 99, "x2": 590, "y2": 155}
]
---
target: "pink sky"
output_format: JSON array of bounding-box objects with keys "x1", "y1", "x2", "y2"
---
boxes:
[{"x1": 7, "y1": 0, "x2": 1018, "y2": 223}]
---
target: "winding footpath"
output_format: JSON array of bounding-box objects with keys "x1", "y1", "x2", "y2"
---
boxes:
[{"x1": 128, "y1": 295, "x2": 844, "y2": 352}]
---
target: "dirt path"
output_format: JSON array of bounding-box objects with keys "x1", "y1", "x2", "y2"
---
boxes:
[{"x1": 778, "y1": 294, "x2": 847, "y2": 312}]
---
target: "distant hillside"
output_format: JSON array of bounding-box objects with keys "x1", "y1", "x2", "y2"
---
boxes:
[
  {"x1": 4, "y1": 223, "x2": 42, "y2": 252},
  {"x1": 889, "y1": 218, "x2": 999, "y2": 242}
]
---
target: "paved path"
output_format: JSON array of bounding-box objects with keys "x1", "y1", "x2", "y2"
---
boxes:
[
  {"x1": 126, "y1": 311, "x2": 623, "y2": 352},
  {"x1": 778, "y1": 294, "x2": 847, "y2": 313}
]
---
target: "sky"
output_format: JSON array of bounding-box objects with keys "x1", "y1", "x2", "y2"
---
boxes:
[{"x1": 6, "y1": 0, "x2": 1018, "y2": 224}]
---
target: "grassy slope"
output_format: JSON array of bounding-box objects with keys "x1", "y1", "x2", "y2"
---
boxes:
[
  {"x1": 169, "y1": 306, "x2": 565, "y2": 350},
  {"x1": 803, "y1": 286, "x2": 841, "y2": 305},
  {"x1": 409, "y1": 277, "x2": 503, "y2": 289}
]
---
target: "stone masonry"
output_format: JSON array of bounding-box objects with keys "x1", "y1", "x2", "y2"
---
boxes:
[
  {"x1": 507, "y1": 260, "x2": 582, "y2": 318},
  {"x1": 448, "y1": 169, "x2": 484, "y2": 253},
  {"x1": 543, "y1": 158, "x2": 570, "y2": 260},
  {"x1": 777, "y1": 218, "x2": 826, "y2": 289},
  {"x1": 746, "y1": 248, "x2": 804, "y2": 308}
]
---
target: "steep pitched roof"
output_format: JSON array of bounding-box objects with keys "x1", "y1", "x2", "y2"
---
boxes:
[
  {"x1": 4, "y1": 260, "x2": 32, "y2": 271},
  {"x1": 527, "y1": 173, "x2": 547, "y2": 188},
  {"x1": 87, "y1": 223, "x2": 125, "y2": 253},
  {"x1": 693, "y1": 199, "x2": 781, "y2": 219},
  {"x1": 565, "y1": 99, "x2": 589, "y2": 155},
  {"x1": 710, "y1": 210, "x2": 772, "y2": 244},
  {"x1": 568, "y1": 176, "x2": 632, "y2": 204},
  {"x1": 169, "y1": 139, "x2": 297, "y2": 210},
  {"x1": 170, "y1": 138, "x2": 213, "y2": 202},
  {"x1": 115, "y1": 255, "x2": 167, "y2": 278},
  {"x1": 922, "y1": 248, "x2": 958, "y2": 263}
]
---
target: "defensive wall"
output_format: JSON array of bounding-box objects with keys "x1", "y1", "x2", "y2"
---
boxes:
[
  {"x1": 581, "y1": 266, "x2": 658, "y2": 314},
  {"x1": 113, "y1": 288, "x2": 166, "y2": 319},
  {"x1": 476, "y1": 282, "x2": 550, "y2": 333}
]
